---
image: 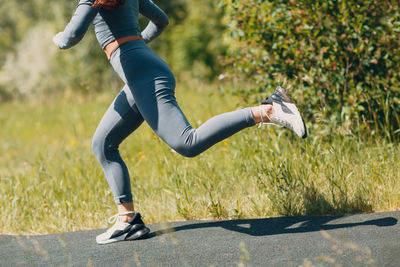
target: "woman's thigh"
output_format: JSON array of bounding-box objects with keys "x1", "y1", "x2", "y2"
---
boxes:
[
  {"x1": 110, "y1": 43, "x2": 192, "y2": 150},
  {"x1": 92, "y1": 85, "x2": 144, "y2": 155}
]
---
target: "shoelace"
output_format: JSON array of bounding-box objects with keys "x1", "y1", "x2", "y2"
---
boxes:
[
  {"x1": 108, "y1": 211, "x2": 135, "y2": 224},
  {"x1": 258, "y1": 107, "x2": 280, "y2": 128}
]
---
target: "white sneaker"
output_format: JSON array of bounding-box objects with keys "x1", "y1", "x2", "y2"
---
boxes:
[
  {"x1": 96, "y1": 212, "x2": 150, "y2": 245},
  {"x1": 260, "y1": 86, "x2": 307, "y2": 138}
]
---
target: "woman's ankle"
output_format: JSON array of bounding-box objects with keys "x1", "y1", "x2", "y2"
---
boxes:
[
  {"x1": 118, "y1": 213, "x2": 134, "y2": 223},
  {"x1": 116, "y1": 202, "x2": 135, "y2": 223},
  {"x1": 251, "y1": 104, "x2": 274, "y2": 124}
]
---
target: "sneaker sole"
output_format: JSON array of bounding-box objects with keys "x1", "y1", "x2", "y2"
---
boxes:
[
  {"x1": 125, "y1": 226, "x2": 150, "y2": 241},
  {"x1": 300, "y1": 117, "x2": 307, "y2": 138},
  {"x1": 96, "y1": 232, "x2": 130, "y2": 245},
  {"x1": 96, "y1": 226, "x2": 150, "y2": 245}
]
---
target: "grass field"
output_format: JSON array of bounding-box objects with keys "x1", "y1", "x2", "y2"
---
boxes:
[{"x1": 1, "y1": 81, "x2": 399, "y2": 234}]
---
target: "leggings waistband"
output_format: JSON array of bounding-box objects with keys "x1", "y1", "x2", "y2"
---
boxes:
[{"x1": 104, "y1": 35, "x2": 143, "y2": 60}]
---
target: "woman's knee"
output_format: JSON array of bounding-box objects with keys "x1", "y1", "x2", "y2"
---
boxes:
[
  {"x1": 91, "y1": 130, "x2": 113, "y2": 162},
  {"x1": 91, "y1": 133, "x2": 104, "y2": 160},
  {"x1": 172, "y1": 144, "x2": 201, "y2": 158},
  {"x1": 92, "y1": 131, "x2": 119, "y2": 162}
]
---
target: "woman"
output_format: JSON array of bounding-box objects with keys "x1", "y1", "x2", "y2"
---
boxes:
[{"x1": 53, "y1": 0, "x2": 307, "y2": 245}]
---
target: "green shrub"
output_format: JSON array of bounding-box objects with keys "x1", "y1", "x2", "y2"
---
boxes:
[{"x1": 222, "y1": 0, "x2": 400, "y2": 138}]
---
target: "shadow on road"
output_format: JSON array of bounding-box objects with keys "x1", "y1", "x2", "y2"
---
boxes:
[
  {"x1": 145, "y1": 214, "x2": 397, "y2": 239},
  {"x1": 1, "y1": 213, "x2": 398, "y2": 267}
]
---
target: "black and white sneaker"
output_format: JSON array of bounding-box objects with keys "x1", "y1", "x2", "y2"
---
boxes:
[
  {"x1": 260, "y1": 86, "x2": 307, "y2": 138},
  {"x1": 96, "y1": 212, "x2": 150, "y2": 245}
]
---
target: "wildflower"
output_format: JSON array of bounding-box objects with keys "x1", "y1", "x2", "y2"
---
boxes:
[{"x1": 70, "y1": 139, "x2": 77, "y2": 148}]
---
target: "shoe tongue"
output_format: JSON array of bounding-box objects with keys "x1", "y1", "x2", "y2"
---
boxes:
[{"x1": 261, "y1": 97, "x2": 273, "y2": 105}]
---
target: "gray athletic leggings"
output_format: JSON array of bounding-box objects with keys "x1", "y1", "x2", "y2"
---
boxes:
[{"x1": 92, "y1": 40, "x2": 255, "y2": 204}]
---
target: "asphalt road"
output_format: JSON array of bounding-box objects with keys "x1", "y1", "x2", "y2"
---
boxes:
[{"x1": 1, "y1": 211, "x2": 399, "y2": 267}]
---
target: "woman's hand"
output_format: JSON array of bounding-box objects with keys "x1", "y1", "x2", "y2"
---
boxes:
[{"x1": 52, "y1": 32, "x2": 64, "y2": 47}]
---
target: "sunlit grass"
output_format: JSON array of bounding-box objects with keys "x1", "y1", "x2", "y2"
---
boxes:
[{"x1": 0, "y1": 81, "x2": 399, "y2": 234}]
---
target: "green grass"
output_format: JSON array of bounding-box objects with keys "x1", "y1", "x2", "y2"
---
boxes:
[{"x1": 0, "y1": 81, "x2": 399, "y2": 234}]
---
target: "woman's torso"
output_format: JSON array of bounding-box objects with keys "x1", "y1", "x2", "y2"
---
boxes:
[{"x1": 91, "y1": 0, "x2": 142, "y2": 49}]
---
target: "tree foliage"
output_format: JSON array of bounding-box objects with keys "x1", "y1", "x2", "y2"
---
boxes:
[
  {"x1": 150, "y1": 0, "x2": 227, "y2": 80},
  {"x1": 222, "y1": 0, "x2": 400, "y2": 137},
  {"x1": 0, "y1": 0, "x2": 226, "y2": 100}
]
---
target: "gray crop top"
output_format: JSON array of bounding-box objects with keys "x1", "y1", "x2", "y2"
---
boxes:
[{"x1": 58, "y1": 0, "x2": 169, "y2": 49}]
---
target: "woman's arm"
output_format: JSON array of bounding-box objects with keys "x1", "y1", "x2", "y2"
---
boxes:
[
  {"x1": 56, "y1": 1, "x2": 99, "y2": 49},
  {"x1": 139, "y1": 0, "x2": 169, "y2": 43}
]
